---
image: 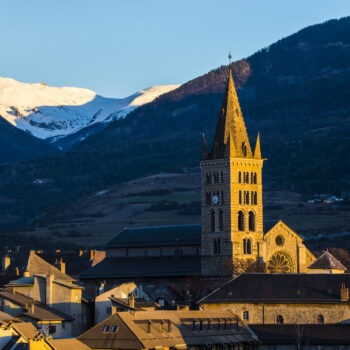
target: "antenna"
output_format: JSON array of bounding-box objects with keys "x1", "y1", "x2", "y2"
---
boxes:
[{"x1": 228, "y1": 51, "x2": 232, "y2": 65}]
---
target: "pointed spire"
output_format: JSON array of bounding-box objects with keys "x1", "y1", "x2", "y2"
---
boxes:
[
  {"x1": 210, "y1": 69, "x2": 252, "y2": 159},
  {"x1": 201, "y1": 133, "x2": 208, "y2": 160},
  {"x1": 254, "y1": 133, "x2": 261, "y2": 159}
]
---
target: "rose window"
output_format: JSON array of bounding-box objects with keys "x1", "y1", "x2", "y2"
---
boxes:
[{"x1": 267, "y1": 251, "x2": 292, "y2": 273}]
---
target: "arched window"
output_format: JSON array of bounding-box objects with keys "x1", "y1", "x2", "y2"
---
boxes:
[
  {"x1": 239, "y1": 191, "x2": 242, "y2": 204},
  {"x1": 213, "y1": 238, "x2": 221, "y2": 255},
  {"x1": 238, "y1": 211, "x2": 245, "y2": 231},
  {"x1": 206, "y1": 192, "x2": 210, "y2": 205},
  {"x1": 238, "y1": 172, "x2": 242, "y2": 183},
  {"x1": 254, "y1": 192, "x2": 258, "y2": 205},
  {"x1": 243, "y1": 239, "x2": 247, "y2": 254},
  {"x1": 243, "y1": 172, "x2": 246, "y2": 183},
  {"x1": 276, "y1": 315, "x2": 284, "y2": 324},
  {"x1": 317, "y1": 315, "x2": 324, "y2": 324},
  {"x1": 254, "y1": 173, "x2": 257, "y2": 184},
  {"x1": 218, "y1": 209, "x2": 224, "y2": 231},
  {"x1": 246, "y1": 239, "x2": 252, "y2": 254},
  {"x1": 245, "y1": 192, "x2": 250, "y2": 204},
  {"x1": 249, "y1": 211, "x2": 255, "y2": 232},
  {"x1": 206, "y1": 174, "x2": 211, "y2": 184},
  {"x1": 251, "y1": 172, "x2": 253, "y2": 184},
  {"x1": 246, "y1": 173, "x2": 249, "y2": 184},
  {"x1": 251, "y1": 191, "x2": 254, "y2": 205},
  {"x1": 211, "y1": 210, "x2": 215, "y2": 232}
]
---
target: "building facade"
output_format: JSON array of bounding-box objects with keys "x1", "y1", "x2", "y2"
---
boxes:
[{"x1": 199, "y1": 273, "x2": 350, "y2": 324}]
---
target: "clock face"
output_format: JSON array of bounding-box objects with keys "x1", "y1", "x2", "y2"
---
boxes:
[{"x1": 212, "y1": 195, "x2": 219, "y2": 205}]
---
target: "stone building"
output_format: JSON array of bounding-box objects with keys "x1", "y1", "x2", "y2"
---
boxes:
[
  {"x1": 0, "y1": 251, "x2": 92, "y2": 336},
  {"x1": 199, "y1": 273, "x2": 350, "y2": 324}
]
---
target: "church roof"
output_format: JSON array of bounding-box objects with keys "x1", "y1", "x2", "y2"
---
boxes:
[
  {"x1": 308, "y1": 251, "x2": 346, "y2": 271},
  {"x1": 105, "y1": 224, "x2": 201, "y2": 249},
  {"x1": 208, "y1": 69, "x2": 254, "y2": 159},
  {"x1": 198, "y1": 273, "x2": 350, "y2": 304},
  {"x1": 79, "y1": 256, "x2": 201, "y2": 279}
]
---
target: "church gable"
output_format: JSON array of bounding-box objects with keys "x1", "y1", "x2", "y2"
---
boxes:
[
  {"x1": 264, "y1": 220, "x2": 304, "y2": 243},
  {"x1": 263, "y1": 221, "x2": 315, "y2": 273}
]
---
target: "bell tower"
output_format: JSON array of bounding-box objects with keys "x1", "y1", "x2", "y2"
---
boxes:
[{"x1": 201, "y1": 69, "x2": 264, "y2": 276}]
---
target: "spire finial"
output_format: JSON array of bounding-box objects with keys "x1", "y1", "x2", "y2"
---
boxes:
[{"x1": 228, "y1": 51, "x2": 232, "y2": 66}]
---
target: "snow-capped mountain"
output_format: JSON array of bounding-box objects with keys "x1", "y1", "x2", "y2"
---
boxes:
[{"x1": 0, "y1": 77, "x2": 180, "y2": 140}]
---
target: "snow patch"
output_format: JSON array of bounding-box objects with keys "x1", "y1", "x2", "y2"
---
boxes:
[{"x1": 0, "y1": 77, "x2": 180, "y2": 140}]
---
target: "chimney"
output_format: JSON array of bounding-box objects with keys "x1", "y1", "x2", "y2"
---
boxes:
[
  {"x1": 129, "y1": 294, "x2": 135, "y2": 309},
  {"x1": 341, "y1": 283, "x2": 349, "y2": 301},
  {"x1": 177, "y1": 305, "x2": 189, "y2": 311},
  {"x1": 2, "y1": 256, "x2": 10, "y2": 272},
  {"x1": 23, "y1": 270, "x2": 30, "y2": 277},
  {"x1": 90, "y1": 250, "x2": 94, "y2": 261},
  {"x1": 111, "y1": 306, "x2": 117, "y2": 315},
  {"x1": 46, "y1": 274, "x2": 54, "y2": 306},
  {"x1": 59, "y1": 259, "x2": 66, "y2": 274}
]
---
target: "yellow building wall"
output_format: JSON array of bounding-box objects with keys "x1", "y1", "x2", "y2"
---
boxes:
[{"x1": 201, "y1": 302, "x2": 350, "y2": 324}]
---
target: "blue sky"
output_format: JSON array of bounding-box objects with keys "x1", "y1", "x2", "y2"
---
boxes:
[{"x1": 1, "y1": 0, "x2": 350, "y2": 97}]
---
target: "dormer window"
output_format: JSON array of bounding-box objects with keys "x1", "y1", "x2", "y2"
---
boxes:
[{"x1": 242, "y1": 142, "x2": 247, "y2": 157}]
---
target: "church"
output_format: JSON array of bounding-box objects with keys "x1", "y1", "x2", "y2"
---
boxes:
[
  {"x1": 80, "y1": 69, "x2": 317, "y2": 290},
  {"x1": 200, "y1": 69, "x2": 315, "y2": 276}
]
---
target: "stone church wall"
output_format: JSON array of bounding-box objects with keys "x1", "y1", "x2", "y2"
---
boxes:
[{"x1": 201, "y1": 302, "x2": 350, "y2": 324}]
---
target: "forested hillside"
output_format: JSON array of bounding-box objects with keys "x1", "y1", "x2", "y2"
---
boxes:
[{"x1": 1, "y1": 17, "x2": 350, "y2": 228}]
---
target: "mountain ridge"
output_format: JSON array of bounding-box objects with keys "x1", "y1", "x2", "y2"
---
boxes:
[
  {"x1": 0, "y1": 16, "x2": 350, "y2": 229},
  {"x1": 0, "y1": 76, "x2": 179, "y2": 143}
]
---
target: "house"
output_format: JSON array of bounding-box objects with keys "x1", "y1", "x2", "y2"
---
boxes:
[
  {"x1": 78, "y1": 310, "x2": 256, "y2": 350},
  {"x1": 5, "y1": 273, "x2": 90, "y2": 336},
  {"x1": 0, "y1": 250, "x2": 105, "y2": 287},
  {"x1": 0, "y1": 320, "x2": 91, "y2": 350},
  {"x1": 0, "y1": 251, "x2": 75, "y2": 287},
  {"x1": 308, "y1": 251, "x2": 347, "y2": 273},
  {"x1": 0, "y1": 288, "x2": 74, "y2": 338},
  {"x1": 199, "y1": 273, "x2": 350, "y2": 324},
  {"x1": 94, "y1": 283, "x2": 155, "y2": 324}
]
